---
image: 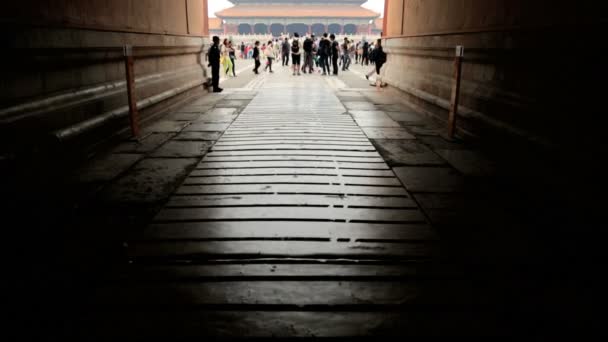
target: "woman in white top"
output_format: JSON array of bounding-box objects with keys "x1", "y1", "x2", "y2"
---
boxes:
[{"x1": 264, "y1": 40, "x2": 276, "y2": 73}]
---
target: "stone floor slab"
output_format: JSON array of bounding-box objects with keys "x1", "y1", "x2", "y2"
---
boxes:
[
  {"x1": 164, "y1": 113, "x2": 202, "y2": 121},
  {"x1": 101, "y1": 158, "x2": 199, "y2": 203},
  {"x1": 394, "y1": 166, "x2": 466, "y2": 193},
  {"x1": 173, "y1": 131, "x2": 223, "y2": 141},
  {"x1": 76, "y1": 153, "x2": 143, "y2": 183},
  {"x1": 215, "y1": 100, "x2": 250, "y2": 108},
  {"x1": 150, "y1": 141, "x2": 213, "y2": 158},
  {"x1": 175, "y1": 105, "x2": 214, "y2": 114},
  {"x1": 343, "y1": 101, "x2": 377, "y2": 110},
  {"x1": 185, "y1": 122, "x2": 232, "y2": 132},
  {"x1": 112, "y1": 133, "x2": 174, "y2": 154},
  {"x1": 373, "y1": 140, "x2": 446, "y2": 166},
  {"x1": 435, "y1": 149, "x2": 496, "y2": 177},
  {"x1": 354, "y1": 118, "x2": 400, "y2": 127},
  {"x1": 206, "y1": 108, "x2": 238, "y2": 116},
  {"x1": 361, "y1": 127, "x2": 416, "y2": 140},
  {"x1": 141, "y1": 121, "x2": 189, "y2": 134},
  {"x1": 387, "y1": 111, "x2": 430, "y2": 124},
  {"x1": 349, "y1": 110, "x2": 392, "y2": 120}
]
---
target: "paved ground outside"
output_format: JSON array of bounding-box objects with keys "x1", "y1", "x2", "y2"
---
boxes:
[{"x1": 5, "y1": 58, "x2": 591, "y2": 338}]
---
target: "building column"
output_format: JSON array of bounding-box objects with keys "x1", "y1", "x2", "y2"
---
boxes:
[
  {"x1": 283, "y1": 24, "x2": 287, "y2": 35},
  {"x1": 308, "y1": 25, "x2": 312, "y2": 35},
  {"x1": 368, "y1": 24, "x2": 372, "y2": 35},
  {"x1": 223, "y1": 23, "x2": 227, "y2": 35},
  {"x1": 268, "y1": 25, "x2": 272, "y2": 34},
  {"x1": 324, "y1": 24, "x2": 328, "y2": 34},
  {"x1": 340, "y1": 25, "x2": 344, "y2": 34},
  {"x1": 251, "y1": 25, "x2": 254, "y2": 34},
  {"x1": 383, "y1": 0, "x2": 389, "y2": 36}
]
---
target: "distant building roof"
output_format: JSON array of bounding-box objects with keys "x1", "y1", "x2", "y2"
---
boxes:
[{"x1": 216, "y1": 5, "x2": 379, "y2": 19}]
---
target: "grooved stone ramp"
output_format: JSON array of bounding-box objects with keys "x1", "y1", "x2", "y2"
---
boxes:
[{"x1": 92, "y1": 74, "x2": 482, "y2": 338}]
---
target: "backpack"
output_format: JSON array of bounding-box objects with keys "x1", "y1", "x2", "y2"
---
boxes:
[
  {"x1": 303, "y1": 38, "x2": 313, "y2": 53},
  {"x1": 322, "y1": 40, "x2": 331, "y2": 56},
  {"x1": 291, "y1": 39, "x2": 299, "y2": 54}
]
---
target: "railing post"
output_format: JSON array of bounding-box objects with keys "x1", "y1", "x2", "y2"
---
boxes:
[
  {"x1": 123, "y1": 45, "x2": 139, "y2": 138},
  {"x1": 447, "y1": 45, "x2": 464, "y2": 140}
]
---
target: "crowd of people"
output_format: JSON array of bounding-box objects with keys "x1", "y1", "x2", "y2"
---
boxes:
[{"x1": 207, "y1": 33, "x2": 386, "y2": 93}]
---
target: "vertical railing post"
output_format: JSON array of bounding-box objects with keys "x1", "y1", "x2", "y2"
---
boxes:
[
  {"x1": 123, "y1": 45, "x2": 139, "y2": 138},
  {"x1": 447, "y1": 45, "x2": 464, "y2": 140}
]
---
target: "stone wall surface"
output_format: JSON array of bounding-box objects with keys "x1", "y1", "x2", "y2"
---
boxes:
[
  {"x1": 382, "y1": 0, "x2": 605, "y2": 151},
  {"x1": 0, "y1": 0, "x2": 210, "y2": 156}
]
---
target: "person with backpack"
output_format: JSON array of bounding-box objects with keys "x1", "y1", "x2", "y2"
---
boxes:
[
  {"x1": 281, "y1": 37, "x2": 290, "y2": 66},
  {"x1": 252, "y1": 41, "x2": 261, "y2": 75},
  {"x1": 361, "y1": 40, "x2": 370, "y2": 66},
  {"x1": 291, "y1": 33, "x2": 302, "y2": 76},
  {"x1": 330, "y1": 34, "x2": 340, "y2": 75},
  {"x1": 318, "y1": 33, "x2": 330, "y2": 76},
  {"x1": 366, "y1": 39, "x2": 387, "y2": 81}
]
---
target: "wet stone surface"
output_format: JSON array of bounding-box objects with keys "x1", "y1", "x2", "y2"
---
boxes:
[
  {"x1": 100, "y1": 157, "x2": 199, "y2": 203},
  {"x1": 372, "y1": 140, "x2": 447, "y2": 166},
  {"x1": 184, "y1": 122, "x2": 232, "y2": 132},
  {"x1": 361, "y1": 127, "x2": 416, "y2": 140},
  {"x1": 149, "y1": 140, "x2": 213, "y2": 158},
  {"x1": 173, "y1": 131, "x2": 223, "y2": 141},
  {"x1": 394, "y1": 166, "x2": 466, "y2": 193},
  {"x1": 76, "y1": 153, "x2": 144, "y2": 183},
  {"x1": 141, "y1": 120, "x2": 189, "y2": 134},
  {"x1": 111, "y1": 133, "x2": 174, "y2": 154}
]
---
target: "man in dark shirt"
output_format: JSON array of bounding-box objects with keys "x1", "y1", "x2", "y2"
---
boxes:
[
  {"x1": 330, "y1": 34, "x2": 339, "y2": 75},
  {"x1": 207, "y1": 36, "x2": 222, "y2": 93},
  {"x1": 281, "y1": 38, "x2": 290, "y2": 66},
  {"x1": 318, "y1": 33, "x2": 330, "y2": 76},
  {"x1": 252, "y1": 41, "x2": 261, "y2": 74}
]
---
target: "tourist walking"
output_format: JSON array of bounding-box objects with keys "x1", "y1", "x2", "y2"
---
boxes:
[
  {"x1": 291, "y1": 33, "x2": 302, "y2": 76},
  {"x1": 302, "y1": 35, "x2": 314, "y2": 74},
  {"x1": 366, "y1": 39, "x2": 387, "y2": 80},
  {"x1": 330, "y1": 34, "x2": 339, "y2": 75},
  {"x1": 228, "y1": 41, "x2": 237, "y2": 77},
  {"x1": 341, "y1": 38, "x2": 351, "y2": 71},
  {"x1": 281, "y1": 37, "x2": 290, "y2": 66},
  {"x1": 264, "y1": 40, "x2": 276, "y2": 73},
  {"x1": 318, "y1": 33, "x2": 330, "y2": 75},
  {"x1": 207, "y1": 36, "x2": 222, "y2": 93},
  {"x1": 221, "y1": 39, "x2": 233, "y2": 77},
  {"x1": 361, "y1": 40, "x2": 370, "y2": 66},
  {"x1": 252, "y1": 41, "x2": 261, "y2": 74},
  {"x1": 355, "y1": 41, "x2": 360, "y2": 64}
]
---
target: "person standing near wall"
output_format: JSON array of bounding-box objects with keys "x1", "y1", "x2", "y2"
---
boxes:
[
  {"x1": 208, "y1": 36, "x2": 223, "y2": 93},
  {"x1": 366, "y1": 39, "x2": 386, "y2": 81}
]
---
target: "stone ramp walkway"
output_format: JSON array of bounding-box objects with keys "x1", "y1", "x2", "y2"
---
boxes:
[{"x1": 87, "y1": 70, "x2": 489, "y2": 338}]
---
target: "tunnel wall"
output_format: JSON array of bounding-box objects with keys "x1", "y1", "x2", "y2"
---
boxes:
[
  {"x1": 0, "y1": 0, "x2": 210, "y2": 155},
  {"x1": 382, "y1": 0, "x2": 603, "y2": 151}
]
